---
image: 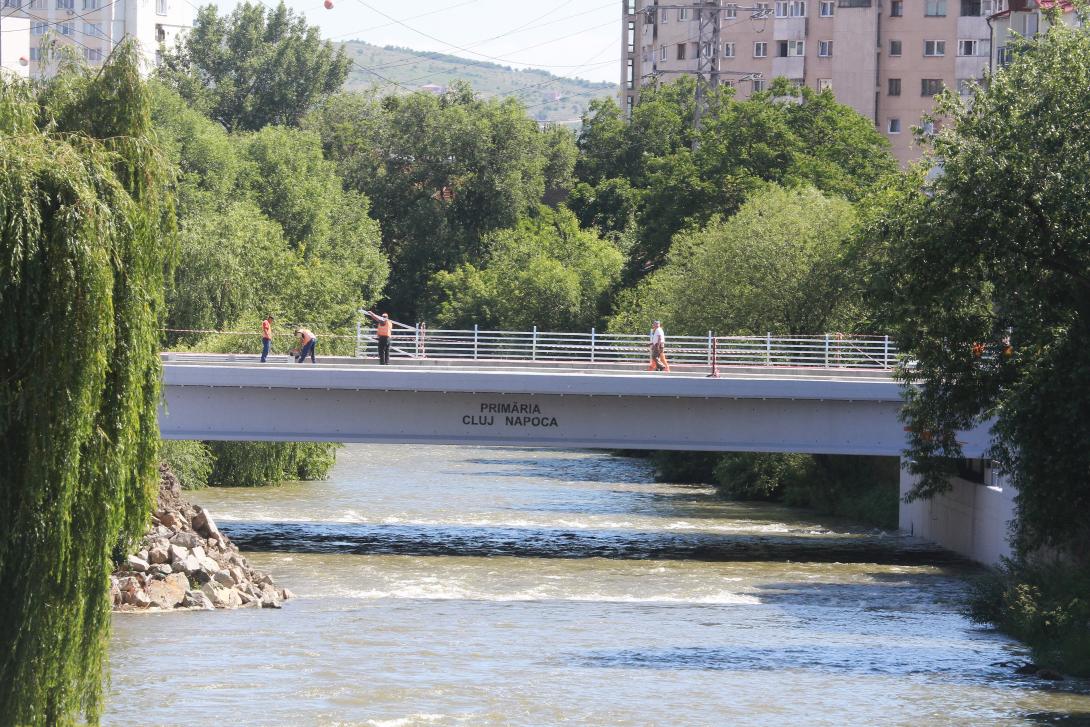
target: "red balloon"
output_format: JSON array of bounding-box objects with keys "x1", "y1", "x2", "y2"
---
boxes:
[{"x1": 323, "y1": 0, "x2": 333, "y2": 8}]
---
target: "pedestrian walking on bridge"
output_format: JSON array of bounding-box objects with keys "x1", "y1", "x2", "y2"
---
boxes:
[
  {"x1": 648, "y1": 320, "x2": 670, "y2": 372},
  {"x1": 366, "y1": 310, "x2": 393, "y2": 365},
  {"x1": 260, "y1": 315, "x2": 274, "y2": 363},
  {"x1": 294, "y1": 327, "x2": 317, "y2": 364}
]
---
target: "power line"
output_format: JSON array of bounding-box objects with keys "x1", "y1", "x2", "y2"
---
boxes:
[
  {"x1": 327, "y1": 0, "x2": 481, "y2": 41},
  {"x1": 0, "y1": 0, "x2": 122, "y2": 32}
]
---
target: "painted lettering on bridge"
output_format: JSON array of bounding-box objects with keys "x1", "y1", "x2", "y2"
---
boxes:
[{"x1": 462, "y1": 401, "x2": 559, "y2": 428}]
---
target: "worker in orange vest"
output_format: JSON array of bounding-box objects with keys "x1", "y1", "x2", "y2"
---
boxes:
[{"x1": 366, "y1": 310, "x2": 393, "y2": 365}]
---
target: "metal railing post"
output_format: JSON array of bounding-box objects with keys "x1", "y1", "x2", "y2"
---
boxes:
[
  {"x1": 590, "y1": 327, "x2": 596, "y2": 363},
  {"x1": 883, "y1": 335, "x2": 890, "y2": 369},
  {"x1": 355, "y1": 319, "x2": 362, "y2": 358},
  {"x1": 824, "y1": 333, "x2": 830, "y2": 368},
  {"x1": 707, "y1": 331, "x2": 713, "y2": 366},
  {"x1": 766, "y1": 332, "x2": 772, "y2": 365},
  {"x1": 532, "y1": 326, "x2": 538, "y2": 361},
  {"x1": 474, "y1": 324, "x2": 479, "y2": 360},
  {"x1": 414, "y1": 324, "x2": 420, "y2": 358}
]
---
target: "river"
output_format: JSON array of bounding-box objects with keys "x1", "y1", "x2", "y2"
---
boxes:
[{"x1": 105, "y1": 445, "x2": 1090, "y2": 726}]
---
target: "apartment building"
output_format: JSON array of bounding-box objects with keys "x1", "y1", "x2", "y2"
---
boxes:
[
  {"x1": 5, "y1": 0, "x2": 189, "y2": 77},
  {"x1": 621, "y1": 0, "x2": 993, "y2": 163}
]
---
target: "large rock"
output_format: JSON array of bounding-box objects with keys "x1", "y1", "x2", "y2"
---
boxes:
[
  {"x1": 213, "y1": 570, "x2": 236, "y2": 588},
  {"x1": 168, "y1": 544, "x2": 189, "y2": 563},
  {"x1": 145, "y1": 573, "x2": 188, "y2": 608},
  {"x1": 182, "y1": 590, "x2": 214, "y2": 610},
  {"x1": 201, "y1": 582, "x2": 242, "y2": 609},
  {"x1": 191, "y1": 507, "x2": 222, "y2": 541},
  {"x1": 125, "y1": 555, "x2": 149, "y2": 573},
  {"x1": 170, "y1": 531, "x2": 201, "y2": 549},
  {"x1": 148, "y1": 546, "x2": 170, "y2": 565},
  {"x1": 148, "y1": 564, "x2": 172, "y2": 578}
]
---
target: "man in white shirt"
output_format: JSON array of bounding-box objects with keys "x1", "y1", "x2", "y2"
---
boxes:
[{"x1": 648, "y1": 320, "x2": 670, "y2": 372}]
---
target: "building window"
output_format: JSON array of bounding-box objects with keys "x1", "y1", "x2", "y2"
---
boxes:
[
  {"x1": 776, "y1": 0, "x2": 788, "y2": 15},
  {"x1": 156, "y1": 0, "x2": 166, "y2": 14},
  {"x1": 820, "y1": 0, "x2": 835, "y2": 14},
  {"x1": 754, "y1": 42, "x2": 768, "y2": 57},
  {"x1": 626, "y1": 59, "x2": 634, "y2": 89},
  {"x1": 960, "y1": 0, "x2": 982, "y2": 13},
  {"x1": 84, "y1": 47, "x2": 102, "y2": 62},
  {"x1": 627, "y1": 21, "x2": 636, "y2": 53},
  {"x1": 818, "y1": 40, "x2": 833, "y2": 56},
  {"x1": 660, "y1": 45, "x2": 667, "y2": 61},
  {"x1": 888, "y1": 118, "x2": 901, "y2": 133},
  {"x1": 921, "y1": 78, "x2": 944, "y2": 95},
  {"x1": 82, "y1": 0, "x2": 96, "y2": 8},
  {"x1": 726, "y1": 3, "x2": 739, "y2": 16},
  {"x1": 660, "y1": 9, "x2": 668, "y2": 22},
  {"x1": 889, "y1": 40, "x2": 902, "y2": 56},
  {"x1": 793, "y1": 1, "x2": 807, "y2": 15},
  {"x1": 890, "y1": 0, "x2": 903, "y2": 14},
  {"x1": 678, "y1": 8, "x2": 689, "y2": 20},
  {"x1": 925, "y1": 0, "x2": 946, "y2": 14},
  {"x1": 925, "y1": 40, "x2": 946, "y2": 56},
  {"x1": 701, "y1": 41, "x2": 714, "y2": 58},
  {"x1": 55, "y1": 0, "x2": 73, "y2": 8},
  {"x1": 817, "y1": 78, "x2": 833, "y2": 91},
  {"x1": 777, "y1": 40, "x2": 805, "y2": 56},
  {"x1": 31, "y1": 20, "x2": 47, "y2": 35},
  {"x1": 888, "y1": 77, "x2": 901, "y2": 95},
  {"x1": 753, "y1": 78, "x2": 766, "y2": 91},
  {"x1": 626, "y1": 0, "x2": 636, "y2": 14},
  {"x1": 723, "y1": 42, "x2": 735, "y2": 57},
  {"x1": 59, "y1": 21, "x2": 73, "y2": 35},
  {"x1": 83, "y1": 21, "x2": 103, "y2": 37},
  {"x1": 676, "y1": 43, "x2": 686, "y2": 60},
  {"x1": 958, "y1": 39, "x2": 980, "y2": 55},
  {"x1": 775, "y1": 0, "x2": 806, "y2": 15},
  {"x1": 30, "y1": 47, "x2": 41, "y2": 61}
]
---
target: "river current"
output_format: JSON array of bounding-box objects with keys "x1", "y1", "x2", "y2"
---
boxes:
[{"x1": 106, "y1": 445, "x2": 1090, "y2": 726}]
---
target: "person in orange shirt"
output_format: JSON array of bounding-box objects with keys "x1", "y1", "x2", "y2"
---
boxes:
[
  {"x1": 260, "y1": 315, "x2": 274, "y2": 363},
  {"x1": 365, "y1": 310, "x2": 393, "y2": 365},
  {"x1": 294, "y1": 327, "x2": 316, "y2": 364}
]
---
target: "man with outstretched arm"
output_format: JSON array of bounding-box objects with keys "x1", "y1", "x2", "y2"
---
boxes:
[{"x1": 365, "y1": 310, "x2": 393, "y2": 365}]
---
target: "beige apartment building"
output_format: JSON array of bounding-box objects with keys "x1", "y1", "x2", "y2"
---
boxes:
[
  {"x1": 2, "y1": 0, "x2": 189, "y2": 77},
  {"x1": 621, "y1": 0, "x2": 993, "y2": 163}
]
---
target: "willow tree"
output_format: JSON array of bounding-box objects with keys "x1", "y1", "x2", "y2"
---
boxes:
[{"x1": 0, "y1": 44, "x2": 174, "y2": 724}]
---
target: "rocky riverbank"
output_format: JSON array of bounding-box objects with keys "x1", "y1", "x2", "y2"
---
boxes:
[{"x1": 111, "y1": 465, "x2": 293, "y2": 612}]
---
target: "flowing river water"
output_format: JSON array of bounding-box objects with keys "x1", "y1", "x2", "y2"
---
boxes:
[{"x1": 106, "y1": 445, "x2": 1090, "y2": 726}]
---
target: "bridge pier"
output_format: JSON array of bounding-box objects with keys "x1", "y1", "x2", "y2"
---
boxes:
[{"x1": 898, "y1": 458, "x2": 1016, "y2": 565}]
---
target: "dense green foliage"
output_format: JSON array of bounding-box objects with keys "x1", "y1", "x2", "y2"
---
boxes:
[
  {"x1": 0, "y1": 45, "x2": 174, "y2": 724},
  {"x1": 159, "y1": 440, "x2": 214, "y2": 490},
  {"x1": 850, "y1": 22, "x2": 1090, "y2": 673},
  {"x1": 305, "y1": 87, "x2": 577, "y2": 318},
  {"x1": 428, "y1": 206, "x2": 623, "y2": 330},
  {"x1": 205, "y1": 442, "x2": 338, "y2": 486},
  {"x1": 158, "y1": 1, "x2": 350, "y2": 131},
  {"x1": 969, "y1": 560, "x2": 1090, "y2": 676},
  {"x1": 573, "y1": 78, "x2": 896, "y2": 279},
  {"x1": 609, "y1": 185, "x2": 860, "y2": 335}
]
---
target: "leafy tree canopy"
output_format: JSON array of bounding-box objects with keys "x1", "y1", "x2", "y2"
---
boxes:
[
  {"x1": 157, "y1": 1, "x2": 350, "y2": 132},
  {"x1": 860, "y1": 23, "x2": 1090, "y2": 555},
  {"x1": 427, "y1": 206, "x2": 623, "y2": 331},
  {"x1": 609, "y1": 185, "x2": 859, "y2": 336},
  {"x1": 574, "y1": 77, "x2": 895, "y2": 278}
]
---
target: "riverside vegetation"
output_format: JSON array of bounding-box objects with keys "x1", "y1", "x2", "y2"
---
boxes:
[{"x1": 2, "y1": 5, "x2": 1089, "y2": 723}]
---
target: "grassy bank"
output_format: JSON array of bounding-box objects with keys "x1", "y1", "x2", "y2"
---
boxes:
[{"x1": 969, "y1": 559, "x2": 1090, "y2": 677}]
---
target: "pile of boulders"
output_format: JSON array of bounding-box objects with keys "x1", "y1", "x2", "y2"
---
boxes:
[{"x1": 111, "y1": 465, "x2": 294, "y2": 612}]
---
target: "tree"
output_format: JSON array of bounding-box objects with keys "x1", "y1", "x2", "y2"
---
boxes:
[
  {"x1": 861, "y1": 23, "x2": 1090, "y2": 556},
  {"x1": 306, "y1": 86, "x2": 555, "y2": 317},
  {"x1": 0, "y1": 45, "x2": 174, "y2": 724},
  {"x1": 157, "y1": 2, "x2": 349, "y2": 132},
  {"x1": 609, "y1": 185, "x2": 859, "y2": 336},
  {"x1": 574, "y1": 79, "x2": 895, "y2": 279},
  {"x1": 428, "y1": 206, "x2": 624, "y2": 331}
]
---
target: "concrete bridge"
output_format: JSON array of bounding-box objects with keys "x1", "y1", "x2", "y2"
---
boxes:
[{"x1": 158, "y1": 354, "x2": 1012, "y2": 564}]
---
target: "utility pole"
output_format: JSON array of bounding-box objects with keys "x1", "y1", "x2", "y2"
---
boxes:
[{"x1": 643, "y1": 1, "x2": 772, "y2": 146}]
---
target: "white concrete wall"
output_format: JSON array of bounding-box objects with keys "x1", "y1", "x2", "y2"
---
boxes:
[{"x1": 899, "y1": 459, "x2": 1016, "y2": 565}]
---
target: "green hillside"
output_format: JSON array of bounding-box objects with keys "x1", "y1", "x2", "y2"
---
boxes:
[{"x1": 339, "y1": 41, "x2": 618, "y2": 125}]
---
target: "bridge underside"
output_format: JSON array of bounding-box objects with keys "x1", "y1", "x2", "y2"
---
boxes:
[{"x1": 158, "y1": 362, "x2": 991, "y2": 457}]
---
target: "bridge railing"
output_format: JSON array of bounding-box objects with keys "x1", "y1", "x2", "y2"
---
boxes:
[{"x1": 355, "y1": 327, "x2": 897, "y2": 370}]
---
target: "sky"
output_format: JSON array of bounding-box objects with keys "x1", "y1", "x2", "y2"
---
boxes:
[{"x1": 209, "y1": 0, "x2": 623, "y2": 84}]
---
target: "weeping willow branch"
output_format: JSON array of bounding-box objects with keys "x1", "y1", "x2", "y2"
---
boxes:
[{"x1": 0, "y1": 42, "x2": 175, "y2": 726}]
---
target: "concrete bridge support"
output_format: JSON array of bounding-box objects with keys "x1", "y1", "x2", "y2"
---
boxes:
[{"x1": 898, "y1": 460, "x2": 1016, "y2": 565}]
